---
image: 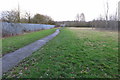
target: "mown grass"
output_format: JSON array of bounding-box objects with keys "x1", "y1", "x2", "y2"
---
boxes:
[
  {"x1": 0, "y1": 39, "x2": 2, "y2": 57},
  {"x1": 2, "y1": 28, "x2": 56, "y2": 55},
  {"x1": 3, "y1": 28, "x2": 119, "y2": 78}
]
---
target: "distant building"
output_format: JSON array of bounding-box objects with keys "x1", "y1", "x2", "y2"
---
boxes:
[{"x1": 118, "y1": 1, "x2": 120, "y2": 21}]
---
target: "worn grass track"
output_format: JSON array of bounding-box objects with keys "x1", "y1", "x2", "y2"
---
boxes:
[
  {"x1": 3, "y1": 27, "x2": 118, "y2": 78},
  {"x1": 2, "y1": 28, "x2": 56, "y2": 55}
]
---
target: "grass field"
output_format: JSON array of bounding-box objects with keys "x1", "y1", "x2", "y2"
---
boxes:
[
  {"x1": 2, "y1": 28, "x2": 56, "y2": 55},
  {"x1": 3, "y1": 27, "x2": 119, "y2": 78}
]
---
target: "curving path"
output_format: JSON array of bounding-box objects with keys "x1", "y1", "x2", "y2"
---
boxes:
[{"x1": 2, "y1": 29, "x2": 60, "y2": 73}]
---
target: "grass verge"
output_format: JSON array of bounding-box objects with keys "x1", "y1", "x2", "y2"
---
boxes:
[
  {"x1": 3, "y1": 28, "x2": 118, "y2": 78},
  {"x1": 2, "y1": 28, "x2": 56, "y2": 55}
]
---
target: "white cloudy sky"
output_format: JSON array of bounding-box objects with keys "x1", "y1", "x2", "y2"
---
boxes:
[{"x1": 0, "y1": 0, "x2": 119, "y2": 21}]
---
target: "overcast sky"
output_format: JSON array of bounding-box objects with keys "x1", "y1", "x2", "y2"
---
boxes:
[{"x1": 0, "y1": 0, "x2": 119, "y2": 21}]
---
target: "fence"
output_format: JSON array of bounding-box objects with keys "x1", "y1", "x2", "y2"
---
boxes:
[{"x1": 1, "y1": 22, "x2": 55, "y2": 37}]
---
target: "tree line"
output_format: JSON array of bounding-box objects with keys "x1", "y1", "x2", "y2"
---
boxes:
[
  {"x1": 91, "y1": 0, "x2": 119, "y2": 31},
  {"x1": 1, "y1": 9, "x2": 55, "y2": 25}
]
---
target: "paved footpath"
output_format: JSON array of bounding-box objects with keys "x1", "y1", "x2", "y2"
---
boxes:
[{"x1": 1, "y1": 29, "x2": 60, "y2": 73}]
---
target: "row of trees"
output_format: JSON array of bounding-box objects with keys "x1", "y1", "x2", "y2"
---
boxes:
[
  {"x1": 1, "y1": 9, "x2": 55, "y2": 25},
  {"x1": 75, "y1": 13, "x2": 85, "y2": 21},
  {"x1": 91, "y1": 1, "x2": 119, "y2": 30}
]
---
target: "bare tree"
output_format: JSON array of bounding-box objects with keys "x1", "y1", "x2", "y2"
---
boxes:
[
  {"x1": 118, "y1": 1, "x2": 120, "y2": 21},
  {"x1": 104, "y1": 0, "x2": 109, "y2": 29},
  {"x1": 25, "y1": 12, "x2": 31, "y2": 23},
  {"x1": 17, "y1": 3, "x2": 20, "y2": 22},
  {"x1": 76, "y1": 13, "x2": 80, "y2": 21},
  {"x1": 115, "y1": 6, "x2": 118, "y2": 21},
  {"x1": 97, "y1": 14, "x2": 105, "y2": 21},
  {"x1": 109, "y1": 3, "x2": 118, "y2": 21},
  {"x1": 80, "y1": 13, "x2": 85, "y2": 21},
  {"x1": 1, "y1": 3, "x2": 20, "y2": 23},
  {"x1": 1, "y1": 10, "x2": 20, "y2": 23},
  {"x1": 109, "y1": 14, "x2": 117, "y2": 21}
]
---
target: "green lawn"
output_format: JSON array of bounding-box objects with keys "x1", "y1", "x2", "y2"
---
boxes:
[
  {"x1": 0, "y1": 39, "x2": 2, "y2": 57},
  {"x1": 3, "y1": 28, "x2": 119, "y2": 78},
  {"x1": 2, "y1": 28, "x2": 56, "y2": 55}
]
